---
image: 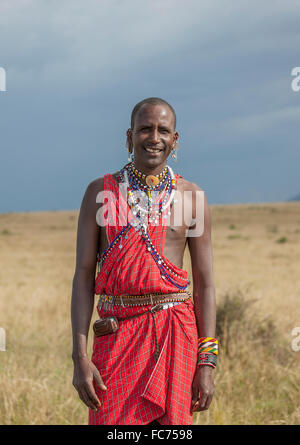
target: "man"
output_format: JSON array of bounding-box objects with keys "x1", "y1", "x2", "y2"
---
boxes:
[{"x1": 71, "y1": 97, "x2": 217, "y2": 425}]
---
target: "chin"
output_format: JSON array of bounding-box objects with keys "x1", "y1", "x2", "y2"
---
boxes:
[
  {"x1": 147, "y1": 153, "x2": 168, "y2": 163},
  {"x1": 148, "y1": 159, "x2": 166, "y2": 170},
  {"x1": 135, "y1": 151, "x2": 168, "y2": 170}
]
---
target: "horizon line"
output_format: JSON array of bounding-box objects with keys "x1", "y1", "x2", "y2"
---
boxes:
[{"x1": 0, "y1": 199, "x2": 299, "y2": 215}]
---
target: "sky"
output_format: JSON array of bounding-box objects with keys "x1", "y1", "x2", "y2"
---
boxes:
[{"x1": 0, "y1": 0, "x2": 300, "y2": 212}]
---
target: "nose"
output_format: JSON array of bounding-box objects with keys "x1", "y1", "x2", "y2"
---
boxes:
[{"x1": 148, "y1": 128, "x2": 160, "y2": 143}]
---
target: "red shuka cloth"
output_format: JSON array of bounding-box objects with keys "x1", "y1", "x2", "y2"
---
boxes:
[
  {"x1": 89, "y1": 172, "x2": 198, "y2": 425},
  {"x1": 94, "y1": 173, "x2": 190, "y2": 295}
]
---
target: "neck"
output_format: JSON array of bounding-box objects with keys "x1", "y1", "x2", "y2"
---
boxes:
[
  {"x1": 132, "y1": 161, "x2": 167, "y2": 177},
  {"x1": 130, "y1": 161, "x2": 167, "y2": 188}
]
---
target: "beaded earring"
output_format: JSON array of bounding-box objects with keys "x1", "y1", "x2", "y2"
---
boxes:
[
  {"x1": 128, "y1": 151, "x2": 134, "y2": 162},
  {"x1": 126, "y1": 130, "x2": 134, "y2": 162},
  {"x1": 171, "y1": 142, "x2": 178, "y2": 162}
]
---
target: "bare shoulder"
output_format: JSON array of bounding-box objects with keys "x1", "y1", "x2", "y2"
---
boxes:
[
  {"x1": 176, "y1": 176, "x2": 209, "y2": 229},
  {"x1": 84, "y1": 170, "x2": 120, "y2": 198},
  {"x1": 176, "y1": 176, "x2": 204, "y2": 193},
  {"x1": 87, "y1": 176, "x2": 104, "y2": 193},
  {"x1": 81, "y1": 178, "x2": 104, "y2": 209},
  {"x1": 80, "y1": 171, "x2": 123, "y2": 217}
]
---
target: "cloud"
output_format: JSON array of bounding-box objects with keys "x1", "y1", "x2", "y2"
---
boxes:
[
  {"x1": 220, "y1": 105, "x2": 300, "y2": 136},
  {"x1": 1, "y1": 0, "x2": 300, "y2": 94},
  {"x1": 1, "y1": 0, "x2": 300, "y2": 211}
]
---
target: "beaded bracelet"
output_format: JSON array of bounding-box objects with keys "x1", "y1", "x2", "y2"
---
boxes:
[
  {"x1": 198, "y1": 337, "x2": 218, "y2": 355},
  {"x1": 197, "y1": 337, "x2": 218, "y2": 368},
  {"x1": 197, "y1": 352, "x2": 217, "y2": 368}
]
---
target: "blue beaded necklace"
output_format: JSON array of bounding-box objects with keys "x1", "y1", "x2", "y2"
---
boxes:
[{"x1": 96, "y1": 164, "x2": 190, "y2": 290}]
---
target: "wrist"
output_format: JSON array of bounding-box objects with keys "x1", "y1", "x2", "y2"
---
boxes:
[
  {"x1": 197, "y1": 363, "x2": 215, "y2": 371},
  {"x1": 72, "y1": 352, "x2": 88, "y2": 362}
]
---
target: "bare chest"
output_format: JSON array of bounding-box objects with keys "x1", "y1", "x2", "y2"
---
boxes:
[{"x1": 98, "y1": 178, "x2": 193, "y2": 268}]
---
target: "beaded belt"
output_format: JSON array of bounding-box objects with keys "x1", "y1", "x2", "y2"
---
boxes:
[{"x1": 97, "y1": 290, "x2": 192, "y2": 310}]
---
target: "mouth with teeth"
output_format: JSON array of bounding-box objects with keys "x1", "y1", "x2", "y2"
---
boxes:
[{"x1": 144, "y1": 146, "x2": 164, "y2": 154}]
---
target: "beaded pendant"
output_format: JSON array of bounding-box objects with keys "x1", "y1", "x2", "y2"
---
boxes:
[{"x1": 145, "y1": 175, "x2": 160, "y2": 187}]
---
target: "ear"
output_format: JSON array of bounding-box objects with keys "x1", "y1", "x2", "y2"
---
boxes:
[
  {"x1": 126, "y1": 129, "x2": 133, "y2": 151},
  {"x1": 173, "y1": 131, "x2": 179, "y2": 146}
]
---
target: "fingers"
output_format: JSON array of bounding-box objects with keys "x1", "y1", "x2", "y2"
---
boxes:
[
  {"x1": 82, "y1": 386, "x2": 98, "y2": 410},
  {"x1": 198, "y1": 392, "x2": 209, "y2": 411},
  {"x1": 203, "y1": 393, "x2": 214, "y2": 410},
  {"x1": 92, "y1": 367, "x2": 107, "y2": 392},
  {"x1": 73, "y1": 360, "x2": 108, "y2": 411},
  {"x1": 190, "y1": 391, "x2": 199, "y2": 414},
  {"x1": 191, "y1": 389, "x2": 215, "y2": 413},
  {"x1": 85, "y1": 380, "x2": 102, "y2": 410},
  {"x1": 76, "y1": 385, "x2": 93, "y2": 410},
  {"x1": 75, "y1": 381, "x2": 101, "y2": 411}
]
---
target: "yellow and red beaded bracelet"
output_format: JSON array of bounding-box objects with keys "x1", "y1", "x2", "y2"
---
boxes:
[{"x1": 197, "y1": 337, "x2": 218, "y2": 368}]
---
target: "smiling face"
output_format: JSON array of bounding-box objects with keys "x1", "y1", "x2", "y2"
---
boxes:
[{"x1": 127, "y1": 103, "x2": 178, "y2": 175}]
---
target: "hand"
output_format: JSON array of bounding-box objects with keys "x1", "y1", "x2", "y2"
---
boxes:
[
  {"x1": 190, "y1": 365, "x2": 215, "y2": 414},
  {"x1": 72, "y1": 356, "x2": 107, "y2": 410}
]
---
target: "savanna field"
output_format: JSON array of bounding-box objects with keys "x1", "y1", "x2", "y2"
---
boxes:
[{"x1": 0, "y1": 201, "x2": 299, "y2": 425}]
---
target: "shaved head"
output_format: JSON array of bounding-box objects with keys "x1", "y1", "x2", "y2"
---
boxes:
[{"x1": 130, "y1": 97, "x2": 176, "y2": 129}]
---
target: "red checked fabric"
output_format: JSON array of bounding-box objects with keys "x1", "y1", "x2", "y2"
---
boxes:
[
  {"x1": 89, "y1": 172, "x2": 198, "y2": 425},
  {"x1": 94, "y1": 172, "x2": 189, "y2": 295},
  {"x1": 89, "y1": 300, "x2": 198, "y2": 425}
]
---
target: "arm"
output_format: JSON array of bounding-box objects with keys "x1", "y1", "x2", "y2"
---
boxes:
[
  {"x1": 71, "y1": 178, "x2": 107, "y2": 411},
  {"x1": 187, "y1": 185, "x2": 216, "y2": 413}
]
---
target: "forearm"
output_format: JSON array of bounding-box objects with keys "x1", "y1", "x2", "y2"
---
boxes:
[
  {"x1": 71, "y1": 271, "x2": 95, "y2": 360},
  {"x1": 193, "y1": 285, "x2": 216, "y2": 338}
]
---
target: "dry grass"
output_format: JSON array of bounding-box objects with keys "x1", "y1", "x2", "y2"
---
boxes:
[{"x1": 0, "y1": 202, "x2": 300, "y2": 424}]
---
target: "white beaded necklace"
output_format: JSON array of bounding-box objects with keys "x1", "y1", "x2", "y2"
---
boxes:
[{"x1": 123, "y1": 165, "x2": 176, "y2": 216}]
